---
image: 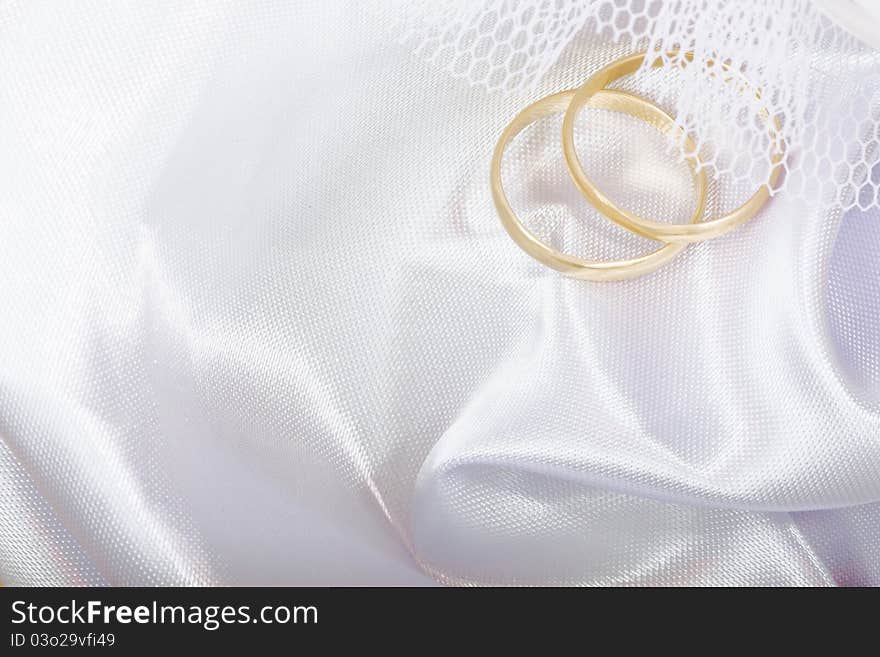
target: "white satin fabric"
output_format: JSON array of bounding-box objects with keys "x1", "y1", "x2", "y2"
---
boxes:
[{"x1": 1, "y1": 1, "x2": 878, "y2": 586}]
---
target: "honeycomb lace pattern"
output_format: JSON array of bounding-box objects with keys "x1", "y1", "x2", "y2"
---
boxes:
[{"x1": 397, "y1": 0, "x2": 880, "y2": 212}]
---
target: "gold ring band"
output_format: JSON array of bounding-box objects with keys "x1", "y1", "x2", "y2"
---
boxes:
[
  {"x1": 561, "y1": 51, "x2": 785, "y2": 244},
  {"x1": 491, "y1": 89, "x2": 708, "y2": 281}
]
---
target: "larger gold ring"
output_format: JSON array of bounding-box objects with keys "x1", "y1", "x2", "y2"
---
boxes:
[
  {"x1": 562, "y1": 51, "x2": 785, "y2": 244},
  {"x1": 491, "y1": 89, "x2": 708, "y2": 281}
]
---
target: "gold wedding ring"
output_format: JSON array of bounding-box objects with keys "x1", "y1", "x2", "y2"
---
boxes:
[
  {"x1": 491, "y1": 89, "x2": 707, "y2": 281},
  {"x1": 492, "y1": 89, "x2": 707, "y2": 281},
  {"x1": 561, "y1": 51, "x2": 784, "y2": 244}
]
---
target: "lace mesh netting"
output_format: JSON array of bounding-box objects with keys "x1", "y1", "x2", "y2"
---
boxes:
[{"x1": 397, "y1": 0, "x2": 880, "y2": 212}]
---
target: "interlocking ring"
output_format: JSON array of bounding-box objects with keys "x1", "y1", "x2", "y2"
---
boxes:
[
  {"x1": 561, "y1": 51, "x2": 784, "y2": 244},
  {"x1": 491, "y1": 88, "x2": 708, "y2": 281}
]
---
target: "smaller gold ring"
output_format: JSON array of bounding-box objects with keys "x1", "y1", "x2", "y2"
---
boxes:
[
  {"x1": 562, "y1": 51, "x2": 784, "y2": 244},
  {"x1": 491, "y1": 89, "x2": 707, "y2": 281}
]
